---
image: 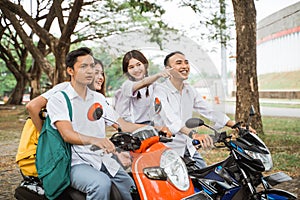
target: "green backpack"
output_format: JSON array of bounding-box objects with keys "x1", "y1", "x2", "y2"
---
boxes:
[{"x1": 36, "y1": 91, "x2": 72, "y2": 200}]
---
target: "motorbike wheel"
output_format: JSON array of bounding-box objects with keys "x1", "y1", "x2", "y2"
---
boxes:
[
  {"x1": 261, "y1": 189, "x2": 297, "y2": 200},
  {"x1": 60, "y1": 183, "x2": 123, "y2": 200},
  {"x1": 14, "y1": 185, "x2": 47, "y2": 200}
]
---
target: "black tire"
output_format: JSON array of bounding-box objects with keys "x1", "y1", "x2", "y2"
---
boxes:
[{"x1": 14, "y1": 185, "x2": 47, "y2": 200}]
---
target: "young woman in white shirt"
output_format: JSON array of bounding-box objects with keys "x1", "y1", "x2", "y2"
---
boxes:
[{"x1": 114, "y1": 50, "x2": 172, "y2": 124}]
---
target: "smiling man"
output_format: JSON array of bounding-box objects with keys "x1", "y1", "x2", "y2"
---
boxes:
[
  {"x1": 153, "y1": 51, "x2": 236, "y2": 169},
  {"x1": 46, "y1": 47, "x2": 135, "y2": 199}
]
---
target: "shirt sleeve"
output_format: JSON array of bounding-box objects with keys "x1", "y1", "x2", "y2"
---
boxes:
[
  {"x1": 46, "y1": 92, "x2": 71, "y2": 129},
  {"x1": 152, "y1": 84, "x2": 183, "y2": 134},
  {"x1": 192, "y1": 87, "x2": 229, "y2": 130},
  {"x1": 114, "y1": 80, "x2": 135, "y2": 122},
  {"x1": 121, "y1": 80, "x2": 137, "y2": 97}
]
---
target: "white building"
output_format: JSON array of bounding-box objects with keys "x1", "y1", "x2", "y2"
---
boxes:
[{"x1": 257, "y1": 1, "x2": 300, "y2": 75}]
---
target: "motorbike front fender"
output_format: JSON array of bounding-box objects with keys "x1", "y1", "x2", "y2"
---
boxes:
[{"x1": 263, "y1": 172, "x2": 292, "y2": 186}]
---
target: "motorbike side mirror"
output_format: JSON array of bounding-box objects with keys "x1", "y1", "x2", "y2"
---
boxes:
[
  {"x1": 185, "y1": 118, "x2": 205, "y2": 128},
  {"x1": 87, "y1": 103, "x2": 103, "y2": 121},
  {"x1": 154, "y1": 97, "x2": 162, "y2": 114},
  {"x1": 87, "y1": 102, "x2": 123, "y2": 132},
  {"x1": 246, "y1": 105, "x2": 255, "y2": 131}
]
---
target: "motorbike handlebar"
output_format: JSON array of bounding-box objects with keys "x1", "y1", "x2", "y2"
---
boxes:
[
  {"x1": 90, "y1": 129, "x2": 174, "y2": 154},
  {"x1": 191, "y1": 131, "x2": 230, "y2": 149},
  {"x1": 159, "y1": 137, "x2": 173, "y2": 143}
]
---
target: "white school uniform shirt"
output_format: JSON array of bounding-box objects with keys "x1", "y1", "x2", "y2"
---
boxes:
[
  {"x1": 41, "y1": 82, "x2": 69, "y2": 100},
  {"x1": 114, "y1": 79, "x2": 154, "y2": 123},
  {"x1": 47, "y1": 83, "x2": 121, "y2": 176},
  {"x1": 152, "y1": 79, "x2": 230, "y2": 157}
]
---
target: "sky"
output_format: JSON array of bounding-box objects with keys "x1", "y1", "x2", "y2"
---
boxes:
[
  {"x1": 159, "y1": 0, "x2": 300, "y2": 74},
  {"x1": 255, "y1": 0, "x2": 300, "y2": 21}
]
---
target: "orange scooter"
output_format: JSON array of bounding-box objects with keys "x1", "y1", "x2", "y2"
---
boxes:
[
  {"x1": 108, "y1": 125, "x2": 212, "y2": 200},
  {"x1": 90, "y1": 98, "x2": 212, "y2": 200}
]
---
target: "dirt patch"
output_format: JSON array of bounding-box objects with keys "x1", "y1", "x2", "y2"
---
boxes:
[{"x1": 0, "y1": 105, "x2": 299, "y2": 199}]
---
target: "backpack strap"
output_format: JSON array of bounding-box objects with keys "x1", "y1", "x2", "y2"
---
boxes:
[{"x1": 61, "y1": 91, "x2": 72, "y2": 121}]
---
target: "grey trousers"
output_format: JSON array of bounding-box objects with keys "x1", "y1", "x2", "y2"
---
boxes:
[{"x1": 70, "y1": 163, "x2": 134, "y2": 200}]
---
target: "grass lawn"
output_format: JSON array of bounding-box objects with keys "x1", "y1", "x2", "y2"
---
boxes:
[
  {"x1": 0, "y1": 105, "x2": 299, "y2": 177},
  {"x1": 258, "y1": 70, "x2": 300, "y2": 90}
]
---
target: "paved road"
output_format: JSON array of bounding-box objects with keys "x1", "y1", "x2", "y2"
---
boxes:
[{"x1": 223, "y1": 104, "x2": 300, "y2": 118}]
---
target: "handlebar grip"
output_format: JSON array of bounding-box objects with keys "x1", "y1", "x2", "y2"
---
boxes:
[
  {"x1": 192, "y1": 139, "x2": 200, "y2": 146},
  {"x1": 192, "y1": 139, "x2": 202, "y2": 150},
  {"x1": 159, "y1": 137, "x2": 173, "y2": 143}
]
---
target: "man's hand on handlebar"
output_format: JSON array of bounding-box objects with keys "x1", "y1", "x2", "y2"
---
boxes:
[
  {"x1": 192, "y1": 134, "x2": 214, "y2": 149},
  {"x1": 92, "y1": 138, "x2": 116, "y2": 154},
  {"x1": 155, "y1": 126, "x2": 173, "y2": 138}
]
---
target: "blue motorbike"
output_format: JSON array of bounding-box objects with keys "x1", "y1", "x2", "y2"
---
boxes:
[{"x1": 185, "y1": 107, "x2": 297, "y2": 200}]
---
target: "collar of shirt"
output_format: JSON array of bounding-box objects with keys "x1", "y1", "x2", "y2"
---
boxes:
[
  {"x1": 165, "y1": 79, "x2": 190, "y2": 95},
  {"x1": 64, "y1": 83, "x2": 95, "y2": 101}
]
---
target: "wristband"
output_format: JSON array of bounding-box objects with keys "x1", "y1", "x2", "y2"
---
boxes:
[
  {"x1": 39, "y1": 108, "x2": 48, "y2": 120},
  {"x1": 188, "y1": 130, "x2": 197, "y2": 139}
]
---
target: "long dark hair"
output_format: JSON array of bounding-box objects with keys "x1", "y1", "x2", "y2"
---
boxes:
[
  {"x1": 122, "y1": 50, "x2": 149, "y2": 98},
  {"x1": 122, "y1": 50, "x2": 149, "y2": 81},
  {"x1": 94, "y1": 58, "x2": 106, "y2": 96}
]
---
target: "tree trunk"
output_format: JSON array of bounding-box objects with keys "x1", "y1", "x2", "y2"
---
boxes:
[
  {"x1": 54, "y1": 45, "x2": 70, "y2": 84},
  {"x1": 6, "y1": 76, "x2": 27, "y2": 105},
  {"x1": 231, "y1": 0, "x2": 263, "y2": 133},
  {"x1": 29, "y1": 61, "x2": 42, "y2": 99}
]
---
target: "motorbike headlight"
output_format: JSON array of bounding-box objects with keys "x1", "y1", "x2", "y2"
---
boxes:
[
  {"x1": 143, "y1": 167, "x2": 167, "y2": 180},
  {"x1": 245, "y1": 150, "x2": 273, "y2": 171},
  {"x1": 160, "y1": 149, "x2": 190, "y2": 191}
]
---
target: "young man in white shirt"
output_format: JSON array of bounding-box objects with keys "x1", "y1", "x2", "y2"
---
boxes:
[
  {"x1": 153, "y1": 51, "x2": 241, "y2": 169},
  {"x1": 46, "y1": 47, "x2": 136, "y2": 199}
]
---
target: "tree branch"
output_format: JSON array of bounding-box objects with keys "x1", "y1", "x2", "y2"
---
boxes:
[{"x1": 0, "y1": 0, "x2": 57, "y2": 49}]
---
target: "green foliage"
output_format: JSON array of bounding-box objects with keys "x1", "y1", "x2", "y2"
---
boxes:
[
  {"x1": 77, "y1": 0, "x2": 167, "y2": 42},
  {"x1": 1, "y1": 0, "x2": 171, "y2": 101},
  {"x1": 105, "y1": 57, "x2": 126, "y2": 96},
  {"x1": 0, "y1": 66, "x2": 17, "y2": 98},
  {"x1": 180, "y1": 0, "x2": 234, "y2": 46},
  {"x1": 0, "y1": 61, "x2": 16, "y2": 97}
]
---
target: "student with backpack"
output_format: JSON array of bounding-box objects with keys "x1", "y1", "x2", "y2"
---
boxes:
[{"x1": 16, "y1": 47, "x2": 147, "y2": 199}]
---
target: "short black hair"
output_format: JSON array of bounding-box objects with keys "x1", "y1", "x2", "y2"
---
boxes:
[
  {"x1": 65, "y1": 47, "x2": 93, "y2": 69},
  {"x1": 163, "y1": 51, "x2": 184, "y2": 67}
]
